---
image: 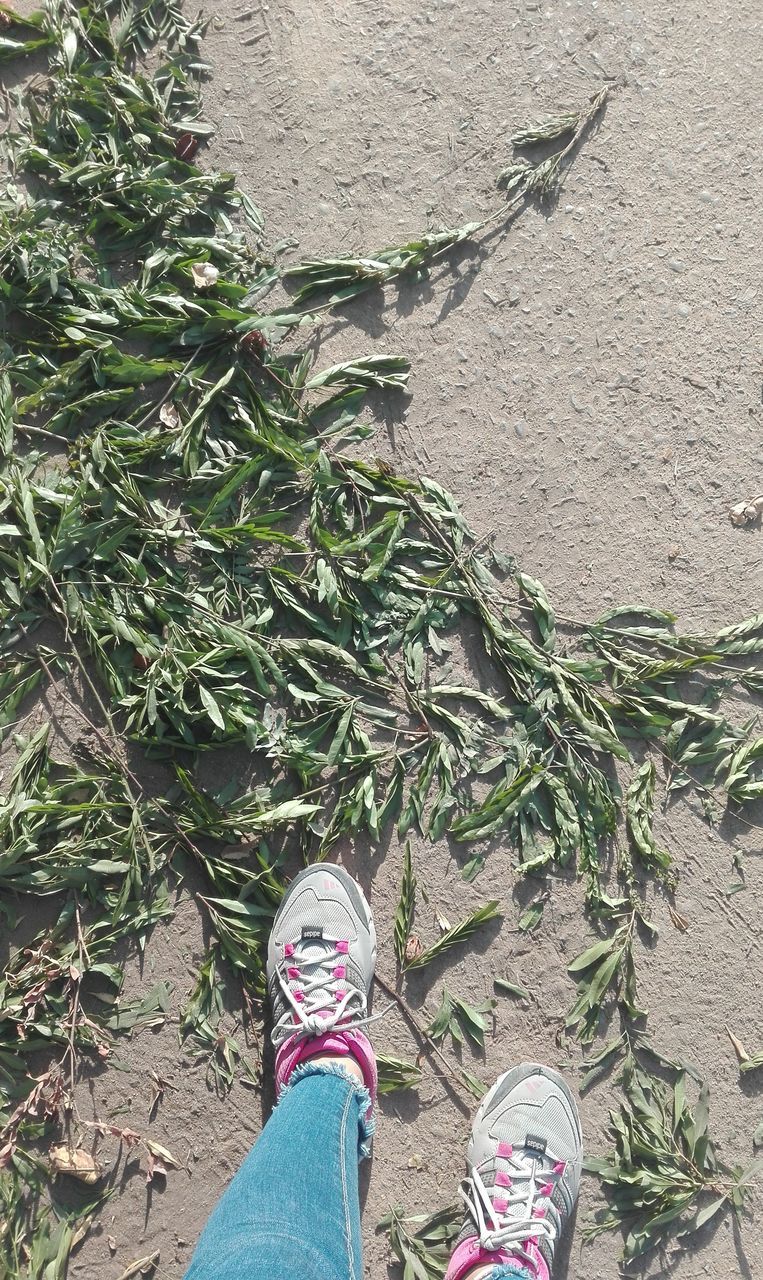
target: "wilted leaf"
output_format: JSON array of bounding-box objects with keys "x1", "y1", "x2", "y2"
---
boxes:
[
  {"x1": 49, "y1": 1144, "x2": 101, "y2": 1184},
  {"x1": 117, "y1": 1253, "x2": 160, "y2": 1280},
  {"x1": 175, "y1": 132, "x2": 199, "y2": 161},
  {"x1": 159, "y1": 401, "x2": 180, "y2": 428},
  {"x1": 191, "y1": 262, "x2": 220, "y2": 289},
  {"x1": 426, "y1": 986, "x2": 495, "y2": 1052},
  {"x1": 585, "y1": 1060, "x2": 757, "y2": 1261},
  {"x1": 729, "y1": 495, "x2": 763, "y2": 527}
]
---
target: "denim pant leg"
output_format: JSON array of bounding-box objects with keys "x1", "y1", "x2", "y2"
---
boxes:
[{"x1": 184, "y1": 1064, "x2": 371, "y2": 1280}]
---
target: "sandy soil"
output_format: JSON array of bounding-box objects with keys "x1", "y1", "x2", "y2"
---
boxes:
[{"x1": 55, "y1": 0, "x2": 763, "y2": 1276}]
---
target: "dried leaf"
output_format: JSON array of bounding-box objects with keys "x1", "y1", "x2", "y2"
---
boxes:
[
  {"x1": 144, "y1": 1138, "x2": 180, "y2": 1167},
  {"x1": 49, "y1": 1143, "x2": 101, "y2": 1184},
  {"x1": 175, "y1": 132, "x2": 199, "y2": 161},
  {"x1": 117, "y1": 1252, "x2": 160, "y2": 1280},
  {"x1": 144, "y1": 1138, "x2": 180, "y2": 1183},
  {"x1": 191, "y1": 262, "x2": 220, "y2": 289},
  {"x1": 729, "y1": 495, "x2": 763, "y2": 527},
  {"x1": 159, "y1": 401, "x2": 180, "y2": 428},
  {"x1": 404, "y1": 934, "x2": 423, "y2": 965}
]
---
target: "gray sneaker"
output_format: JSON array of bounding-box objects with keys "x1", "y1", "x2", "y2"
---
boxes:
[
  {"x1": 266, "y1": 864, "x2": 377, "y2": 1050},
  {"x1": 445, "y1": 1064, "x2": 583, "y2": 1280}
]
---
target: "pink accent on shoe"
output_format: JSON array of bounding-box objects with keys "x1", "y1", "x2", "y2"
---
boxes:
[
  {"x1": 287, "y1": 966, "x2": 300, "y2": 979},
  {"x1": 533, "y1": 1207, "x2": 546, "y2": 1218},
  {"x1": 274, "y1": 1028, "x2": 377, "y2": 1122},
  {"x1": 493, "y1": 1197, "x2": 508, "y2": 1213},
  {"x1": 333, "y1": 965, "x2": 346, "y2": 979},
  {"x1": 540, "y1": 1183, "x2": 553, "y2": 1197},
  {"x1": 336, "y1": 940, "x2": 349, "y2": 954},
  {"x1": 444, "y1": 1236, "x2": 517, "y2": 1280},
  {"x1": 284, "y1": 942, "x2": 295, "y2": 957},
  {"x1": 293, "y1": 989, "x2": 304, "y2": 1002},
  {"x1": 497, "y1": 1141, "x2": 513, "y2": 1158},
  {"x1": 552, "y1": 1160, "x2": 565, "y2": 1174},
  {"x1": 495, "y1": 1171, "x2": 511, "y2": 1188},
  {"x1": 334, "y1": 989, "x2": 347, "y2": 1000},
  {"x1": 522, "y1": 1240, "x2": 550, "y2": 1280}
]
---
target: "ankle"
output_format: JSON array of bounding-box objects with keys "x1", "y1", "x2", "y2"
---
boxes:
[
  {"x1": 455, "y1": 1255, "x2": 535, "y2": 1280},
  {"x1": 462, "y1": 1264, "x2": 531, "y2": 1280},
  {"x1": 306, "y1": 1052, "x2": 365, "y2": 1084}
]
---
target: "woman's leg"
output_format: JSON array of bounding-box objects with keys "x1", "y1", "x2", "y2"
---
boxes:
[
  {"x1": 183, "y1": 865, "x2": 378, "y2": 1280},
  {"x1": 184, "y1": 1064, "x2": 370, "y2": 1280}
]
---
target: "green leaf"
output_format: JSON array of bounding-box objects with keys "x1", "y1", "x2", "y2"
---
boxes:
[
  {"x1": 394, "y1": 842, "x2": 417, "y2": 968},
  {"x1": 494, "y1": 977, "x2": 530, "y2": 1000},
  {"x1": 199, "y1": 685, "x2": 226, "y2": 730},
  {"x1": 625, "y1": 760, "x2": 672, "y2": 879},
  {"x1": 517, "y1": 572, "x2": 557, "y2": 651},
  {"x1": 376, "y1": 1052, "x2": 423, "y2": 1094},
  {"x1": 105, "y1": 981, "x2": 171, "y2": 1032},
  {"x1": 567, "y1": 936, "x2": 617, "y2": 974},
  {"x1": 584, "y1": 1063, "x2": 751, "y2": 1262},
  {"x1": 518, "y1": 900, "x2": 545, "y2": 933}
]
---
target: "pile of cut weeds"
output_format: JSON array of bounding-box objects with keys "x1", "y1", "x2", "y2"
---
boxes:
[{"x1": 1, "y1": 0, "x2": 762, "y2": 1272}]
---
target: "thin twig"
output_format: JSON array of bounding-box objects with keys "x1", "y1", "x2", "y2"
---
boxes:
[
  {"x1": 131, "y1": 343, "x2": 204, "y2": 431},
  {"x1": 374, "y1": 971, "x2": 474, "y2": 1113}
]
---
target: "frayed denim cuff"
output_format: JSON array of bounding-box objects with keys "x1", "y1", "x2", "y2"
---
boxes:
[{"x1": 278, "y1": 1059, "x2": 375, "y2": 1159}]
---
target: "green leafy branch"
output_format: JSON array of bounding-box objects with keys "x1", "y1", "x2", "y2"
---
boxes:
[
  {"x1": 586, "y1": 1059, "x2": 761, "y2": 1262},
  {"x1": 379, "y1": 1204, "x2": 461, "y2": 1280}
]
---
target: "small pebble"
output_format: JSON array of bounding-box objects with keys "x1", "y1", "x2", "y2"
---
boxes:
[{"x1": 514, "y1": 419, "x2": 527, "y2": 438}]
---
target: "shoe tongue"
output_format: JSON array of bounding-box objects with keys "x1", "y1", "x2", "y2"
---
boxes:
[
  {"x1": 522, "y1": 1132, "x2": 548, "y2": 1162},
  {"x1": 295, "y1": 929, "x2": 334, "y2": 968},
  {"x1": 489, "y1": 1139, "x2": 551, "y2": 1225}
]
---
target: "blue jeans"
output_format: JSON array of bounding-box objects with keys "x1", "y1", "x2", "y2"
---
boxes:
[{"x1": 183, "y1": 1062, "x2": 531, "y2": 1280}]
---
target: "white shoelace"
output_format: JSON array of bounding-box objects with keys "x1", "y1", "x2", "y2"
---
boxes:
[
  {"x1": 273, "y1": 940, "x2": 381, "y2": 1046},
  {"x1": 459, "y1": 1151, "x2": 560, "y2": 1263}
]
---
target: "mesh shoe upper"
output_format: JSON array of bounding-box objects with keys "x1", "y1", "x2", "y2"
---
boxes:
[
  {"x1": 452, "y1": 1064, "x2": 583, "y2": 1280},
  {"x1": 266, "y1": 864, "x2": 376, "y2": 1049}
]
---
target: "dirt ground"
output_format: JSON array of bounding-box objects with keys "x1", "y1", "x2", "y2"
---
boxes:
[{"x1": 60, "y1": 0, "x2": 763, "y2": 1276}]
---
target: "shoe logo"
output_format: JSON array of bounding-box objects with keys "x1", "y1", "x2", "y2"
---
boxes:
[
  {"x1": 524, "y1": 1133, "x2": 547, "y2": 1156},
  {"x1": 301, "y1": 927, "x2": 324, "y2": 940}
]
